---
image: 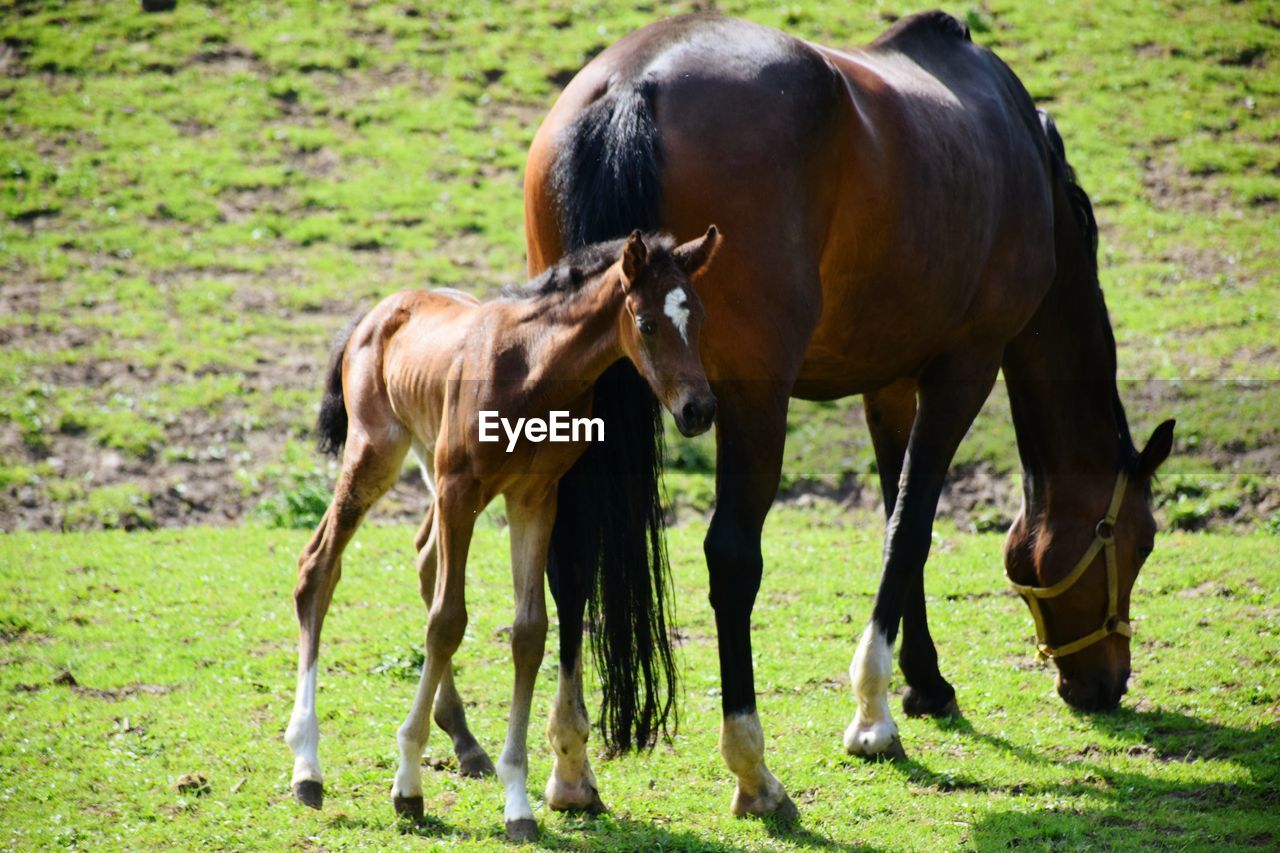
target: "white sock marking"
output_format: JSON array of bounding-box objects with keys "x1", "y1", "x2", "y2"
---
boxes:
[
  {"x1": 285, "y1": 662, "x2": 322, "y2": 785},
  {"x1": 844, "y1": 623, "x2": 899, "y2": 755},
  {"x1": 497, "y1": 755, "x2": 534, "y2": 822}
]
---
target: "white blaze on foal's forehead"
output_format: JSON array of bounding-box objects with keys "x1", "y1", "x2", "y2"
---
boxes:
[{"x1": 663, "y1": 287, "x2": 690, "y2": 344}]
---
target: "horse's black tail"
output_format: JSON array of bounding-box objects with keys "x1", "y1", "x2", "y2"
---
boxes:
[
  {"x1": 315, "y1": 313, "x2": 364, "y2": 457},
  {"x1": 1038, "y1": 108, "x2": 1137, "y2": 461},
  {"x1": 548, "y1": 79, "x2": 679, "y2": 753}
]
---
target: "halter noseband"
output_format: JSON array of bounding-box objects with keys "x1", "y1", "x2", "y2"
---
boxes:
[{"x1": 1006, "y1": 470, "x2": 1133, "y2": 660}]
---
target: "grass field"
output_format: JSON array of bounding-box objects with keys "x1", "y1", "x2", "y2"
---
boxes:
[
  {"x1": 1, "y1": 512, "x2": 1277, "y2": 849},
  {"x1": 1, "y1": 1, "x2": 1277, "y2": 848},
  {"x1": 1, "y1": 0, "x2": 1278, "y2": 533}
]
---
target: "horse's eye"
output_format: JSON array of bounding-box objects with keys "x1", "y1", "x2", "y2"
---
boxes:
[{"x1": 637, "y1": 316, "x2": 657, "y2": 336}]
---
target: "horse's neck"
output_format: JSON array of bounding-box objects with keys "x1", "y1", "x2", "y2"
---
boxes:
[
  {"x1": 1002, "y1": 277, "x2": 1130, "y2": 514},
  {"x1": 516, "y1": 281, "x2": 623, "y2": 395}
]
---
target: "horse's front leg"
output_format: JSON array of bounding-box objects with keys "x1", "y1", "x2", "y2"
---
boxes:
[
  {"x1": 495, "y1": 488, "x2": 555, "y2": 842},
  {"x1": 846, "y1": 352, "x2": 999, "y2": 759},
  {"x1": 391, "y1": 476, "x2": 479, "y2": 820},
  {"x1": 704, "y1": 379, "x2": 797, "y2": 819},
  {"x1": 863, "y1": 381, "x2": 960, "y2": 719}
]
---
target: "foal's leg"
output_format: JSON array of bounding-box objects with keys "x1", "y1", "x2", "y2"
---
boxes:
[
  {"x1": 864, "y1": 382, "x2": 959, "y2": 719},
  {"x1": 408, "y1": 508, "x2": 495, "y2": 778},
  {"x1": 494, "y1": 491, "x2": 554, "y2": 842},
  {"x1": 704, "y1": 379, "x2": 796, "y2": 819},
  {"x1": 286, "y1": 433, "x2": 407, "y2": 808},
  {"x1": 391, "y1": 476, "x2": 479, "y2": 819},
  {"x1": 846, "y1": 352, "x2": 999, "y2": 759}
]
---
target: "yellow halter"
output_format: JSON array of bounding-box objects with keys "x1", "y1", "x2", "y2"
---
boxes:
[{"x1": 1006, "y1": 470, "x2": 1133, "y2": 660}]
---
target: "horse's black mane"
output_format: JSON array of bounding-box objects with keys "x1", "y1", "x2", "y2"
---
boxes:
[{"x1": 503, "y1": 232, "x2": 677, "y2": 299}]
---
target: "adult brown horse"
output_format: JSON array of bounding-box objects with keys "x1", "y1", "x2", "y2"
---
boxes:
[{"x1": 523, "y1": 10, "x2": 1175, "y2": 819}]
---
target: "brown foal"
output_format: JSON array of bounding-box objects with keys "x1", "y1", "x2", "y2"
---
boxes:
[{"x1": 284, "y1": 228, "x2": 720, "y2": 840}]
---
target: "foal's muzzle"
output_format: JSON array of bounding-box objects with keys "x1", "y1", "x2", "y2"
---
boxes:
[{"x1": 675, "y1": 394, "x2": 716, "y2": 436}]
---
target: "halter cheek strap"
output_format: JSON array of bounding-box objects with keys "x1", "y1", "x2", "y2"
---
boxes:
[{"x1": 1006, "y1": 470, "x2": 1133, "y2": 660}]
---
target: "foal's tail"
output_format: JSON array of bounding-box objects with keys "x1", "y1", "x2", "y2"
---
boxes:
[
  {"x1": 315, "y1": 313, "x2": 365, "y2": 456},
  {"x1": 548, "y1": 79, "x2": 680, "y2": 754}
]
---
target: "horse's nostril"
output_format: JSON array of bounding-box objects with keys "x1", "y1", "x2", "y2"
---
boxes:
[{"x1": 682, "y1": 401, "x2": 698, "y2": 425}]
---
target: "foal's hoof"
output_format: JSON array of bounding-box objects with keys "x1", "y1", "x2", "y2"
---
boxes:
[
  {"x1": 293, "y1": 780, "x2": 324, "y2": 810},
  {"x1": 505, "y1": 818, "x2": 540, "y2": 843},
  {"x1": 457, "y1": 748, "x2": 496, "y2": 779},
  {"x1": 392, "y1": 794, "x2": 424, "y2": 822},
  {"x1": 902, "y1": 685, "x2": 961, "y2": 719}
]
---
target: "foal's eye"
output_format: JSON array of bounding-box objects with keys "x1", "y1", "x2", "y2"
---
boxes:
[{"x1": 637, "y1": 316, "x2": 657, "y2": 336}]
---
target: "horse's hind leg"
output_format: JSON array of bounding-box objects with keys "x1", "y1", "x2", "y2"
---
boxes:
[
  {"x1": 404, "y1": 506, "x2": 495, "y2": 779},
  {"x1": 846, "y1": 351, "x2": 998, "y2": 760},
  {"x1": 494, "y1": 490, "x2": 553, "y2": 842},
  {"x1": 544, "y1": 549, "x2": 603, "y2": 815},
  {"x1": 286, "y1": 431, "x2": 408, "y2": 808},
  {"x1": 863, "y1": 381, "x2": 960, "y2": 719},
  {"x1": 391, "y1": 475, "x2": 479, "y2": 821}
]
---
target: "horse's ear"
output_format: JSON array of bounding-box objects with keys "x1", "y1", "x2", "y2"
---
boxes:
[
  {"x1": 674, "y1": 225, "x2": 722, "y2": 281},
  {"x1": 1137, "y1": 419, "x2": 1175, "y2": 481},
  {"x1": 620, "y1": 229, "x2": 647, "y2": 292}
]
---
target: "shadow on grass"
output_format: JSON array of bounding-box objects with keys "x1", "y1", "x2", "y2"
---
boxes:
[
  {"x1": 906, "y1": 707, "x2": 1280, "y2": 848},
  {"x1": 534, "y1": 811, "x2": 876, "y2": 851}
]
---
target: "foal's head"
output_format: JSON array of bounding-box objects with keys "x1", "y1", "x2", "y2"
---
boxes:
[{"x1": 613, "y1": 227, "x2": 720, "y2": 437}]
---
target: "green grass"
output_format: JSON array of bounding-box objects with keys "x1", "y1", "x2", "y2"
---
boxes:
[
  {"x1": 0, "y1": 513, "x2": 1276, "y2": 848},
  {"x1": 1, "y1": 0, "x2": 1277, "y2": 530}
]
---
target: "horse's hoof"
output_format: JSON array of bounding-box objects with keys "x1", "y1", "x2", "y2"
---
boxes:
[
  {"x1": 768, "y1": 792, "x2": 800, "y2": 824},
  {"x1": 293, "y1": 780, "x2": 323, "y2": 810},
  {"x1": 546, "y1": 776, "x2": 608, "y2": 814},
  {"x1": 505, "y1": 818, "x2": 540, "y2": 842},
  {"x1": 902, "y1": 685, "x2": 960, "y2": 719},
  {"x1": 457, "y1": 748, "x2": 496, "y2": 779},
  {"x1": 855, "y1": 734, "x2": 907, "y2": 763},
  {"x1": 844, "y1": 720, "x2": 908, "y2": 762},
  {"x1": 583, "y1": 789, "x2": 608, "y2": 815},
  {"x1": 730, "y1": 780, "x2": 796, "y2": 820},
  {"x1": 392, "y1": 795, "x2": 424, "y2": 821}
]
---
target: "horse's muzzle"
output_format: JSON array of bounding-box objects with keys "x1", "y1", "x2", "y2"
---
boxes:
[
  {"x1": 1057, "y1": 667, "x2": 1130, "y2": 712},
  {"x1": 675, "y1": 394, "x2": 716, "y2": 437}
]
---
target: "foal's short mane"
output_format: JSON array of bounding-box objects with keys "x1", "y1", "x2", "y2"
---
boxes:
[{"x1": 504, "y1": 232, "x2": 678, "y2": 300}]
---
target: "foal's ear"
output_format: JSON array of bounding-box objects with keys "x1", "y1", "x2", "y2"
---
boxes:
[
  {"x1": 674, "y1": 225, "x2": 722, "y2": 281},
  {"x1": 620, "y1": 230, "x2": 647, "y2": 292},
  {"x1": 1137, "y1": 419, "x2": 1176, "y2": 481}
]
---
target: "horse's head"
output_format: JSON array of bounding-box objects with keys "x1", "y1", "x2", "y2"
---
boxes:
[
  {"x1": 1004, "y1": 420, "x2": 1175, "y2": 711},
  {"x1": 614, "y1": 227, "x2": 720, "y2": 437}
]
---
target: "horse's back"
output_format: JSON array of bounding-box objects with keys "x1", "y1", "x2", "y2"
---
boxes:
[
  {"x1": 799, "y1": 13, "x2": 1056, "y2": 377},
  {"x1": 527, "y1": 11, "x2": 1058, "y2": 389}
]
